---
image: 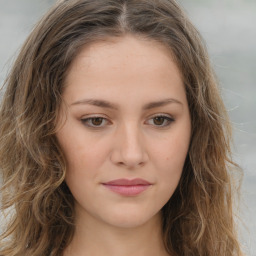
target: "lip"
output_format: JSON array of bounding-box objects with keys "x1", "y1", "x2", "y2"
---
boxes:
[{"x1": 102, "y1": 178, "x2": 152, "y2": 196}]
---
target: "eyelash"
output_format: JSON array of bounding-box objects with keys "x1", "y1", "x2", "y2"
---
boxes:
[{"x1": 80, "y1": 114, "x2": 175, "y2": 129}]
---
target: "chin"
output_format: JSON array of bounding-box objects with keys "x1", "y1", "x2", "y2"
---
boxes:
[{"x1": 99, "y1": 209, "x2": 161, "y2": 229}]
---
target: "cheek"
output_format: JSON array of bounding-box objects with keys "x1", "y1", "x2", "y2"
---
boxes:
[
  {"x1": 62, "y1": 142, "x2": 104, "y2": 198},
  {"x1": 153, "y1": 135, "x2": 189, "y2": 170},
  {"x1": 151, "y1": 130, "x2": 190, "y2": 188},
  {"x1": 60, "y1": 137, "x2": 114, "y2": 201},
  {"x1": 56, "y1": 122, "x2": 108, "y2": 172},
  {"x1": 154, "y1": 147, "x2": 186, "y2": 204}
]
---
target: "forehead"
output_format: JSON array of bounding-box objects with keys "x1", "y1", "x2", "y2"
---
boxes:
[
  {"x1": 63, "y1": 35, "x2": 185, "y2": 104},
  {"x1": 66, "y1": 35, "x2": 181, "y2": 79}
]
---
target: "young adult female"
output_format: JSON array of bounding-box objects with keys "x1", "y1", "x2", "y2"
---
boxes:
[{"x1": 0, "y1": 0, "x2": 243, "y2": 255}]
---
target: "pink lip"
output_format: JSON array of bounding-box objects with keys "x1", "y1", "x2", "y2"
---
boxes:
[{"x1": 102, "y1": 179, "x2": 152, "y2": 196}]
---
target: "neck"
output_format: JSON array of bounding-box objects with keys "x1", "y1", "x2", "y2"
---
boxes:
[{"x1": 63, "y1": 211, "x2": 170, "y2": 256}]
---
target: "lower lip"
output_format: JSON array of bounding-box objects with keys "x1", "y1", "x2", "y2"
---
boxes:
[{"x1": 103, "y1": 184, "x2": 151, "y2": 196}]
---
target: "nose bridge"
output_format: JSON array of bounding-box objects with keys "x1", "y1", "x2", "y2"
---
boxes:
[
  {"x1": 111, "y1": 120, "x2": 148, "y2": 168},
  {"x1": 122, "y1": 122, "x2": 142, "y2": 151}
]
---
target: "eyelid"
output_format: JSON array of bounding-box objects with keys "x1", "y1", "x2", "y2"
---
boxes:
[
  {"x1": 80, "y1": 113, "x2": 175, "y2": 129},
  {"x1": 146, "y1": 114, "x2": 175, "y2": 127},
  {"x1": 80, "y1": 115, "x2": 111, "y2": 128},
  {"x1": 148, "y1": 113, "x2": 174, "y2": 120}
]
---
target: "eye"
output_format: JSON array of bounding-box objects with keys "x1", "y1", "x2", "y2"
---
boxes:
[
  {"x1": 81, "y1": 114, "x2": 174, "y2": 128},
  {"x1": 147, "y1": 115, "x2": 174, "y2": 127},
  {"x1": 81, "y1": 116, "x2": 109, "y2": 128}
]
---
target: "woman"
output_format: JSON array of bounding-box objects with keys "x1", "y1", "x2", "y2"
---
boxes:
[{"x1": 0, "y1": 0, "x2": 243, "y2": 255}]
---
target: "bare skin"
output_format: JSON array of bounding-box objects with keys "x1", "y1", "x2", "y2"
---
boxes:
[
  {"x1": 63, "y1": 211, "x2": 169, "y2": 256},
  {"x1": 57, "y1": 34, "x2": 191, "y2": 256}
]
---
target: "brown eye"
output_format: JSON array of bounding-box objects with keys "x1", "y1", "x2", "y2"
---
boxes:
[
  {"x1": 91, "y1": 117, "x2": 104, "y2": 126},
  {"x1": 153, "y1": 116, "x2": 166, "y2": 126},
  {"x1": 81, "y1": 117, "x2": 108, "y2": 128},
  {"x1": 148, "y1": 115, "x2": 174, "y2": 127}
]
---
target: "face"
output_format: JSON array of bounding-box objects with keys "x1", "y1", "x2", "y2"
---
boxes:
[{"x1": 56, "y1": 35, "x2": 191, "y2": 229}]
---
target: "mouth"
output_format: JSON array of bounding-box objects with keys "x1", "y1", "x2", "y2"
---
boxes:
[{"x1": 102, "y1": 178, "x2": 152, "y2": 196}]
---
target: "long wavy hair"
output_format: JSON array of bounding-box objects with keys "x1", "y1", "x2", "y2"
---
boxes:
[{"x1": 0, "y1": 0, "x2": 243, "y2": 255}]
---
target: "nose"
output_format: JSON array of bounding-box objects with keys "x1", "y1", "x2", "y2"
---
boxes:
[{"x1": 110, "y1": 123, "x2": 149, "y2": 169}]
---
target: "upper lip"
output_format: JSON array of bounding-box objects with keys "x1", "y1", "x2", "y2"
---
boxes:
[{"x1": 103, "y1": 178, "x2": 152, "y2": 186}]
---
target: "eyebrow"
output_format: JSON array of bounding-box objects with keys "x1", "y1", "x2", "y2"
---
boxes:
[{"x1": 70, "y1": 98, "x2": 183, "y2": 110}]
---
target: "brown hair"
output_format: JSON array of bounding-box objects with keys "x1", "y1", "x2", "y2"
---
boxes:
[{"x1": 0, "y1": 0, "x2": 243, "y2": 255}]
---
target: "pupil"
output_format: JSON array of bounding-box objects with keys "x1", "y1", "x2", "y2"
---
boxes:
[
  {"x1": 92, "y1": 118, "x2": 103, "y2": 126},
  {"x1": 154, "y1": 117, "x2": 164, "y2": 125}
]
